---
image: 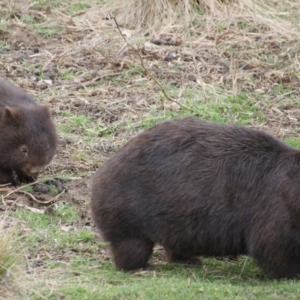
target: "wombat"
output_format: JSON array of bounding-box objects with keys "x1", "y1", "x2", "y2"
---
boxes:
[
  {"x1": 91, "y1": 117, "x2": 300, "y2": 279},
  {"x1": 0, "y1": 79, "x2": 57, "y2": 184}
]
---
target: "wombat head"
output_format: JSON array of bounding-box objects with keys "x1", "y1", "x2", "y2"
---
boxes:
[{"x1": 0, "y1": 104, "x2": 57, "y2": 179}]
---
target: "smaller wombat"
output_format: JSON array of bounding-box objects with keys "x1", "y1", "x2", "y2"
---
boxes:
[
  {"x1": 91, "y1": 117, "x2": 300, "y2": 279},
  {"x1": 0, "y1": 79, "x2": 57, "y2": 184}
]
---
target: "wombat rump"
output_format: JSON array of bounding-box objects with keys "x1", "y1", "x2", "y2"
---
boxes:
[
  {"x1": 0, "y1": 79, "x2": 57, "y2": 184},
  {"x1": 91, "y1": 117, "x2": 300, "y2": 279}
]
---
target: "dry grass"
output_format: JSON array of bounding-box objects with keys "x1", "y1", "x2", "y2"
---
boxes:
[
  {"x1": 0, "y1": 0, "x2": 299, "y2": 159},
  {"x1": 109, "y1": 0, "x2": 300, "y2": 37},
  {"x1": 0, "y1": 214, "x2": 77, "y2": 300},
  {"x1": 0, "y1": 215, "x2": 21, "y2": 300}
]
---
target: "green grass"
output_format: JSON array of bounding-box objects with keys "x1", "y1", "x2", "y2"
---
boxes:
[
  {"x1": 60, "y1": 70, "x2": 78, "y2": 80},
  {"x1": 55, "y1": 205, "x2": 80, "y2": 223},
  {"x1": 121, "y1": 92, "x2": 264, "y2": 134},
  {"x1": 21, "y1": 185, "x2": 34, "y2": 193},
  {"x1": 30, "y1": 0, "x2": 65, "y2": 7},
  {"x1": 68, "y1": 2, "x2": 91, "y2": 14},
  {"x1": 33, "y1": 24, "x2": 62, "y2": 38},
  {"x1": 49, "y1": 185, "x2": 59, "y2": 196},
  {"x1": 284, "y1": 138, "x2": 300, "y2": 149},
  {"x1": 13, "y1": 208, "x2": 95, "y2": 253},
  {"x1": 0, "y1": 219, "x2": 23, "y2": 299},
  {"x1": 15, "y1": 253, "x2": 300, "y2": 300},
  {"x1": 0, "y1": 225, "x2": 18, "y2": 279},
  {"x1": 10, "y1": 205, "x2": 300, "y2": 299},
  {"x1": 16, "y1": 5, "x2": 63, "y2": 37},
  {"x1": 59, "y1": 114, "x2": 96, "y2": 135}
]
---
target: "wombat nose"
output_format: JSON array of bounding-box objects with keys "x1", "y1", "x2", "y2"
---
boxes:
[{"x1": 29, "y1": 167, "x2": 44, "y2": 176}]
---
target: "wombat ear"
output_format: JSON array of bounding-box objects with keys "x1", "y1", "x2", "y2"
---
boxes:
[{"x1": 1, "y1": 106, "x2": 20, "y2": 125}]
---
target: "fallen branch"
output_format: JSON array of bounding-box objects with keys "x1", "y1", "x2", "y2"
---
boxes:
[
  {"x1": 0, "y1": 183, "x2": 12, "y2": 187},
  {"x1": 18, "y1": 189, "x2": 66, "y2": 205},
  {"x1": 3, "y1": 181, "x2": 39, "y2": 200},
  {"x1": 2, "y1": 180, "x2": 65, "y2": 206}
]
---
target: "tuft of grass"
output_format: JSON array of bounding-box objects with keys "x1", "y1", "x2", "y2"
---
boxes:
[
  {"x1": 49, "y1": 185, "x2": 59, "y2": 196},
  {"x1": 108, "y1": 0, "x2": 298, "y2": 37},
  {"x1": 30, "y1": 0, "x2": 66, "y2": 7},
  {"x1": 0, "y1": 223, "x2": 17, "y2": 279},
  {"x1": 109, "y1": 0, "x2": 203, "y2": 29},
  {"x1": 33, "y1": 24, "x2": 62, "y2": 38},
  {"x1": 21, "y1": 185, "x2": 34, "y2": 193},
  {"x1": 55, "y1": 205, "x2": 80, "y2": 223},
  {"x1": 0, "y1": 217, "x2": 23, "y2": 299},
  {"x1": 60, "y1": 70, "x2": 78, "y2": 80},
  {"x1": 284, "y1": 138, "x2": 300, "y2": 149},
  {"x1": 121, "y1": 91, "x2": 264, "y2": 135},
  {"x1": 68, "y1": 2, "x2": 91, "y2": 14},
  {"x1": 58, "y1": 114, "x2": 107, "y2": 140}
]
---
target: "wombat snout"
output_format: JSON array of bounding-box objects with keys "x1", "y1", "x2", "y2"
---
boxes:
[{"x1": 24, "y1": 165, "x2": 45, "y2": 177}]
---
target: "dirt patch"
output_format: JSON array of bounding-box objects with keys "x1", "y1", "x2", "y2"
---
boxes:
[
  {"x1": 1, "y1": 177, "x2": 92, "y2": 221},
  {"x1": 0, "y1": 24, "x2": 42, "y2": 48}
]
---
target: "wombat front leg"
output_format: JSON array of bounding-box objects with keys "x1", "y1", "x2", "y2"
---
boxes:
[
  {"x1": 110, "y1": 239, "x2": 154, "y2": 271},
  {"x1": 15, "y1": 170, "x2": 36, "y2": 184},
  {"x1": 164, "y1": 247, "x2": 202, "y2": 265},
  {"x1": 0, "y1": 168, "x2": 15, "y2": 185}
]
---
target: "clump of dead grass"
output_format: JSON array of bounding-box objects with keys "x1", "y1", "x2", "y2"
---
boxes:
[
  {"x1": 0, "y1": 215, "x2": 21, "y2": 299},
  {"x1": 0, "y1": 215, "x2": 67, "y2": 300},
  {"x1": 109, "y1": 0, "x2": 299, "y2": 37},
  {"x1": 0, "y1": 219, "x2": 17, "y2": 278}
]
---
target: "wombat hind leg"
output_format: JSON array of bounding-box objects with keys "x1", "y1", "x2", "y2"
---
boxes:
[
  {"x1": 256, "y1": 257, "x2": 300, "y2": 279},
  {"x1": 111, "y1": 239, "x2": 154, "y2": 271},
  {"x1": 164, "y1": 248, "x2": 202, "y2": 265}
]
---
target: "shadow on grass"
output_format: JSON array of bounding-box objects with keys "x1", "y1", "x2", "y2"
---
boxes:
[{"x1": 128, "y1": 256, "x2": 274, "y2": 284}]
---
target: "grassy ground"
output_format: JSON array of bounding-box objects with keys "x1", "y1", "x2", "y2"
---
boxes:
[{"x1": 0, "y1": 0, "x2": 300, "y2": 299}]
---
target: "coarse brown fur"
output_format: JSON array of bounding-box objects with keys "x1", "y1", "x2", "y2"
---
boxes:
[
  {"x1": 0, "y1": 79, "x2": 57, "y2": 184},
  {"x1": 91, "y1": 117, "x2": 300, "y2": 279}
]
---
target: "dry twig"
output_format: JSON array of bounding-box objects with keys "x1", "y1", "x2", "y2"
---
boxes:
[
  {"x1": 2, "y1": 180, "x2": 65, "y2": 206},
  {"x1": 111, "y1": 14, "x2": 194, "y2": 112},
  {"x1": 275, "y1": 115, "x2": 284, "y2": 139},
  {"x1": 0, "y1": 183, "x2": 12, "y2": 194},
  {"x1": 3, "y1": 181, "x2": 39, "y2": 200},
  {"x1": 17, "y1": 189, "x2": 65, "y2": 205}
]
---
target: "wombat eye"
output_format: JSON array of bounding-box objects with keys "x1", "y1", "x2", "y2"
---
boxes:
[{"x1": 20, "y1": 146, "x2": 28, "y2": 154}]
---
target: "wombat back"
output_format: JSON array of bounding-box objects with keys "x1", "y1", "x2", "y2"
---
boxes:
[
  {"x1": 91, "y1": 117, "x2": 300, "y2": 279},
  {"x1": 0, "y1": 79, "x2": 57, "y2": 184},
  {"x1": 0, "y1": 79, "x2": 36, "y2": 109}
]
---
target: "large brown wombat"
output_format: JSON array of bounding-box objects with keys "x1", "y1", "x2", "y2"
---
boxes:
[
  {"x1": 91, "y1": 117, "x2": 300, "y2": 279},
  {"x1": 0, "y1": 79, "x2": 57, "y2": 184}
]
